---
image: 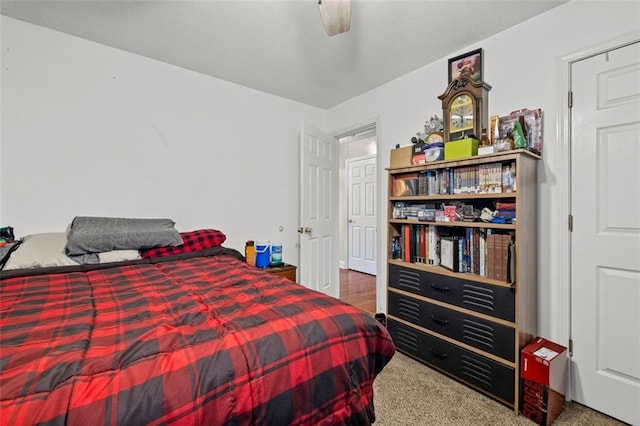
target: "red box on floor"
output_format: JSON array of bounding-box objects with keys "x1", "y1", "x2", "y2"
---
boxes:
[{"x1": 520, "y1": 337, "x2": 568, "y2": 425}]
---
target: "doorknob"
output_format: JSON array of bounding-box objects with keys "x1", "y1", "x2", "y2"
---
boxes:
[
  {"x1": 348, "y1": 219, "x2": 353, "y2": 223},
  {"x1": 297, "y1": 227, "x2": 312, "y2": 234}
]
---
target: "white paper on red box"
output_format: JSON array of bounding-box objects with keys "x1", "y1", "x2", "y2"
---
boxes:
[{"x1": 532, "y1": 347, "x2": 559, "y2": 361}]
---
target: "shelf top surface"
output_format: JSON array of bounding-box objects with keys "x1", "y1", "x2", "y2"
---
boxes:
[{"x1": 387, "y1": 149, "x2": 540, "y2": 173}]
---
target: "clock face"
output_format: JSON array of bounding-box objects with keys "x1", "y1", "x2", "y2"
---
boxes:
[
  {"x1": 449, "y1": 95, "x2": 474, "y2": 133},
  {"x1": 439, "y1": 78, "x2": 490, "y2": 143}
]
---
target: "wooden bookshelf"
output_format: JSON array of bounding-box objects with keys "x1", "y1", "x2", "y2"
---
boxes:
[{"x1": 386, "y1": 149, "x2": 539, "y2": 412}]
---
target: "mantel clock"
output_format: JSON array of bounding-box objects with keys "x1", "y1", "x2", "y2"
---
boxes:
[{"x1": 438, "y1": 77, "x2": 492, "y2": 143}]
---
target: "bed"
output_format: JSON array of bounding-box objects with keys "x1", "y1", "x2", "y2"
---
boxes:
[{"x1": 0, "y1": 219, "x2": 395, "y2": 425}]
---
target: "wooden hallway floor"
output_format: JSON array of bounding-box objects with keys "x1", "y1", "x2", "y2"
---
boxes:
[{"x1": 339, "y1": 268, "x2": 376, "y2": 315}]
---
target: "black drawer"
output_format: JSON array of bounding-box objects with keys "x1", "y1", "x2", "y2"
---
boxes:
[
  {"x1": 387, "y1": 319, "x2": 515, "y2": 404},
  {"x1": 388, "y1": 291, "x2": 515, "y2": 362},
  {"x1": 388, "y1": 264, "x2": 515, "y2": 322}
]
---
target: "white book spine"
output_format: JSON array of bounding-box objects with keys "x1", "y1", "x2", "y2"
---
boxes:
[{"x1": 428, "y1": 225, "x2": 440, "y2": 266}]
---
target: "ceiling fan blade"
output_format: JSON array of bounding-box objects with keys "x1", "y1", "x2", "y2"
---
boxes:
[{"x1": 318, "y1": 0, "x2": 351, "y2": 36}]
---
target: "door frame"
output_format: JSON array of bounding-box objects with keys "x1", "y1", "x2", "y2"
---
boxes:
[
  {"x1": 332, "y1": 117, "x2": 384, "y2": 311},
  {"x1": 345, "y1": 153, "x2": 377, "y2": 274},
  {"x1": 556, "y1": 29, "x2": 640, "y2": 401}
]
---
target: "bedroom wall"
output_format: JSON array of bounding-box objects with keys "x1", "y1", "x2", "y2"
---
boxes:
[
  {"x1": 326, "y1": 1, "x2": 640, "y2": 342},
  {"x1": 2, "y1": 3, "x2": 638, "y2": 341},
  {"x1": 0, "y1": 16, "x2": 326, "y2": 262}
]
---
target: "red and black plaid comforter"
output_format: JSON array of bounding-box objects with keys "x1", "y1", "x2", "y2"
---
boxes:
[{"x1": 0, "y1": 250, "x2": 395, "y2": 425}]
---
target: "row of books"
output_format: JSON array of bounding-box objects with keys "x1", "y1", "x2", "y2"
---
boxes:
[
  {"x1": 391, "y1": 224, "x2": 515, "y2": 283},
  {"x1": 391, "y1": 224, "x2": 440, "y2": 266},
  {"x1": 391, "y1": 161, "x2": 517, "y2": 196}
]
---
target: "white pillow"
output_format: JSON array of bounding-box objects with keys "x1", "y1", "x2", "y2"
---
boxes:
[
  {"x1": 3, "y1": 232, "x2": 78, "y2": 270},
  {"x1": 3, "y1": 232, "x2": 142, "y2": 270},
  {"x1": 98, "y1": 249, "x2": 141, "y2": 263}
]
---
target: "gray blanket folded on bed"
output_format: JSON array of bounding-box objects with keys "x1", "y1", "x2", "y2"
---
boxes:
[{"x1": 65, "y1": 217, "x2": 183, "y2": 263}]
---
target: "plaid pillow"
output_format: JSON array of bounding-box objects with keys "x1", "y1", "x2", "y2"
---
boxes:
[{"x1": 140, "y1": 229, "x2": 227, "y2": 259}]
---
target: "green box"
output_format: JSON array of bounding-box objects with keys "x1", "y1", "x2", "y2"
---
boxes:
[{"x1": 445, "y1": 137, "x2": 479, "y2": 160}]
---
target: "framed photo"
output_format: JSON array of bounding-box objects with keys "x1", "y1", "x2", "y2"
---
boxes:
[
  {"x1": 448, "y1": 48, "x2": 483, "y2": 83},
  {"x1": 440, "y1": 237, "x2": 459, "y2": 272}
]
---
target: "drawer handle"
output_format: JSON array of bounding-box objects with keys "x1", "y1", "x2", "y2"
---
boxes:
[
  {"x1": 430, "y1": 348, "x2": 448, "y2": 359},
  {"x1": 430, "y1": 283, "x2": 449, "y2": 292},
  {"x1": 431, "y1": 315, "x2": 449, "y2": 325}
]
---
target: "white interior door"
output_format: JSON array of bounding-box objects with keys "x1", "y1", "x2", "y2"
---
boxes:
[
  {"x1": 570, "y1": 41, "x2": 640, "y2": 425},
  {"x1": 347, "y1": 156, "x2": 377, "y2": 275},
  {"x1": 299, "y1": 122, "x2": 339, "y2": 298}
]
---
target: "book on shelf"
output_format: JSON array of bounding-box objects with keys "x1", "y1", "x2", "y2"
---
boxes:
[
  {"x1": 495, "y1": 201, "x2": 516, "y2": 210},
  {"x1": 392, "y1": 174, "x2": 419, "y2": 196},
  {"x1": 479, "y1": 229, "x2": 487, "y2": 277},
  {"x1": 495, "y1": 234, "x2": 505, "y2": 282},
  {"x1": 428, "y1": 225, "x2": 440, "y2": 266},
  {"x1": 391, "y1": 236, "x2": 403, "y2": 260},
  {"x1": 418, "y1": 172, "x2": 427, "y2": 195},
  {"x1": 473, "y1": 228, "x2": 480, "y2": 275},
  {"x1": 403, "y1": 224, "x2": 411, "y2": 262},
  {"x1": 466, "y1": 228, "x2": 474, "y2": 273},
  {"x1": 500, "y1": 234, "x2": 513, "y2": 283},
  {"x1": 418, "y1": 225, "x2": 427, "y2": 264},
  {"x1": 507, "y1": 238, "x2": 516, "y2": 284},
  {"x1": 487, "y1": 232, "x2": 497, "y2": 280}
]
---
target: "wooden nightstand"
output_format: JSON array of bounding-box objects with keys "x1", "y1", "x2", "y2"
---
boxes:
[{"x1": 265, "y1": 263, "x2": 297, "y2": 283}]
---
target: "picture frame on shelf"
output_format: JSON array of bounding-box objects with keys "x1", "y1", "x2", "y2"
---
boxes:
[
  {"x1": 440, "y1": 237, "x2": 459, "y2": 272},
  {"x1": 448, "y1": 48, "x2": 483, "y2": 83}
]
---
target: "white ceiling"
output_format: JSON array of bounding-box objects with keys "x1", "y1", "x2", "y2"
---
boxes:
[{"x1": 0, "y1": 0, "x2": 568, "y2": 109}]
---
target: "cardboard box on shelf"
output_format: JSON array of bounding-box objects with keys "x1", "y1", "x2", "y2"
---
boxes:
[
  {"x1": 390, "y1": 145, "x2": 413, "y2": 168},
  {"x1": 520, "y1": 337, "x2": 568, "y2": 426}
]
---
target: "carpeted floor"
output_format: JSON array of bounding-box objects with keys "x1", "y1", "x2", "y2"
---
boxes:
[{"x1": 373, "y1": 352, "x2": 625, "y2": 425}]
